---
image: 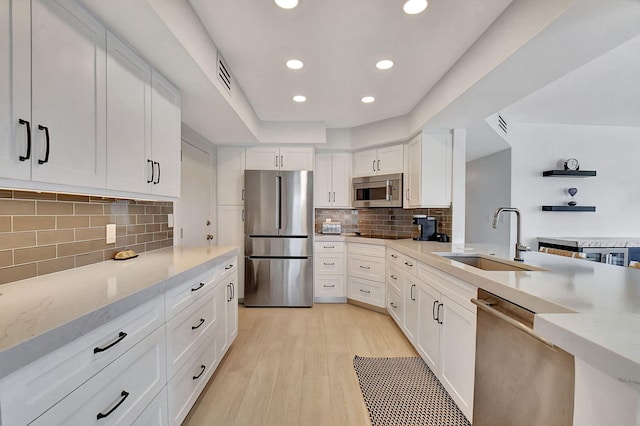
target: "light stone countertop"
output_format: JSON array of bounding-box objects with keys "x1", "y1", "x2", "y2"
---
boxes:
[
  {"x1": 316, "y1": 234, "x2": 640, "y2": 385},
  {"x1": 0, "y1": 245, "x2": 239, "y2": 379}
]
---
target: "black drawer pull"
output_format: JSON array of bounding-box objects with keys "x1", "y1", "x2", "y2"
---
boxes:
[
  {"x1": 18, "y1": 119, "x2": 31, "y2": 161},
  {"x1": 390, "y1": 302, "x2": 397, "y2": 309},
  {"x1": 37, "y1": 125, "x2": 50, "y2": 164},
  {"x1": 323, "y1": 284, "x2": 335, "y2": 288},
  {"x1": 230, "y1": 283, "x2": 234, "y2": 300},
  {"x1": 405, "y1": 261, "x2": 413, "y2": 267},
  {"x1": 96, "y1": 390, "x2": 129, "y2": 420},
  {"x1": 225, "y1": 264, "x2": 234, "y2": 270},
  {"x1": 147, "y1": 159, "x2": 154, "y2": 183},
  {"x1": 359, "y1": 289, "x2": 371, "y2": 294},
  {"x1": 359, "y1": 265, "x2": 371, "y2": 270},
  {"x1": 390, "y1": 254, "x2": 398, "y2": 259},
  {"x1": 323, "y1": 245, "x2": 335, "y2": 249},
  {"x1": 192, "y1": 318, "x2": 205, "y2": 330},
  {"x1": 323, "y1": 262, "x2": 335, "y2": 266},
  {"x1": 432, "y1": 300, "x2": 439, "y2": 321},
  {"x1": 191, "y1": 282, "x2": 205, "y2": 292},
  {"x1": 390, "y1": 274, "x2": 397, "y2": 280},
  {"x1": 193, "y1": 364, "x2": 206, "y2": 380},
  {"x1": 154, "y1": 161, "x2": 161, "y2": 184},
  {"x1": 93, "y1": 331, "x2": 127, "y2": 354}
]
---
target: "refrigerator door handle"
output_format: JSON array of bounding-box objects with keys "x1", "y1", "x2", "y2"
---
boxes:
[{"x1": 276, "y1": 175, "x2": 282, "y2": 230}]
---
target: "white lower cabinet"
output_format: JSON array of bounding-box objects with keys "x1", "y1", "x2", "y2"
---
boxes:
[
  {"x1": 314, "y1": 241, "x2": 347, "y2": 302},
  {"x1": 31, "y1": 326, "x2": 167, "y2": 426},
  {"x1": 347, "y1": 242, "x2": 386, "y2": 308},
  {"x1": 132, "y1": 387, "x2": 168, "y2": 426}
]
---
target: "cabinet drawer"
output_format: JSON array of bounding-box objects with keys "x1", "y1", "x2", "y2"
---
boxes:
[
  {"x1": 166, "y1": 289, "x2": 218, "y2": 379},
  {"x1": 168, "y1": 334, "x2": 218, "y2": 426},
  {"x1": 132, "y1": 387, "x2": 168, "y2": 426},
  {"x1": 388, "y1": 248, "x2": 417, "y2": 275},
  {"x1": 216, "y1": 257, "x2": 238, "y2": 280},
  {"x1": 165, "y1": 269, "x2": 217, "y2": 320},
  {"x1": 314, "y1": 275, "x2": 345, "y2": 298},
  {"x1": 349, "y1": 276, "x2": 385, "y2": 307},
  {"x1": 387, "y1": 264, "x2": 402, "y2": 294},
  {"x1": 314, "y1": 241, "x2": 345, "y2": 253},
  {"x1": 348, "y1": 253, "x2": 385, "y2": 282},
  {"x1": 386, "y1": 285, "x2": 403, "y2": 326},
  {"x1": 0, "y1": 297, "x2": 164, "y2": 426},
  {"x1": 349, "y1": 242, "x2": 386, "y2": 258},
  {"x1": 315, "y1": 254, "x2": 345, "y2": 274},
  {"x1": 31, "y1": 326, "x2": 166, "y2": 426}
]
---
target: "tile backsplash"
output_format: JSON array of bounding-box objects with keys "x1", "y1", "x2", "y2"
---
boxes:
[
  {"x1": 0, "y1": 189, "x2": 173, "y2": 285},
  {"x1": 315, "y1": 207, "x2": 452, "y2": 239}
]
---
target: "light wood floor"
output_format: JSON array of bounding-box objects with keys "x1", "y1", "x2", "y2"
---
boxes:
[{"x1": 183, "y1": 303, "x2": 417, "y2": 426}]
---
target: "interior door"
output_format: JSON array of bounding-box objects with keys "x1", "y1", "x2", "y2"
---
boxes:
[{"x1": 180, "y1": 141, "x2": 212, "y2": 246}]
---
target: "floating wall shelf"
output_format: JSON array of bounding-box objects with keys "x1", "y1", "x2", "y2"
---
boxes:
[
  {"x1": 542, "y1": 170, "x2": 597, "y2": 177},
  {"x1": 542, "y1": 206, "x2": 596, "y2": 212}
]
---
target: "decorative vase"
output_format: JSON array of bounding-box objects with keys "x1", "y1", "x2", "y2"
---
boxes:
[{"x1": 567, "y1": 187, "x2": 578, "y2": 206}]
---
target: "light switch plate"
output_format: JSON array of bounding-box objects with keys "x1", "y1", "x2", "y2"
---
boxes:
[{"x1": 106, "y1": 224, "x2": 116, "y2": 244}]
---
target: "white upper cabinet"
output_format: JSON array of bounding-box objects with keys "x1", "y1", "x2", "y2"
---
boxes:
[
  {"x1": 314, "y1": 152, "x2": 351, "y2": 208},
  {"x1": 0, "y1": 0, "x2": 31, "y2": 181},
  {"x1": 404, "y1": 132, "x2": 452, "y2": 208},
  {"x1": 245, "y1": 146, "x2": 314, "y2": 171},
  {"x1": 30, "y1": 0, "x2": 107, "y2": 188},
  {"x1": 352, "y1": 144, "x2": 403, "y2": 177},
  {"x1": 106, "y1": 31, "x2": 151, "y2": 194},
  {"x1": 150, "y1": 70, "x2": 181, "y2": 197},
  {"x1": 217, "y1": 146, "x2": 245, "y2": 205}
]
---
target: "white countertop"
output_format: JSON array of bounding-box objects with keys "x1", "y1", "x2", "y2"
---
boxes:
[
  {"x1": 538, "y1": 236, "x2": 640, "y2": 248},
  {"x1": 0, "y1": 245, "x2": 239, "y2": 379}
]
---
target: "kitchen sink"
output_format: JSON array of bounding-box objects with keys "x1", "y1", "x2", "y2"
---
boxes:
[{"x1": 438, "y1": 254, "x2": 544, "y2": 272}]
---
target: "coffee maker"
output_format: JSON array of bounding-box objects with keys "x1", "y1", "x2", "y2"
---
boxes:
[{"x1": 413, "y1": 215, "x2": 437, "y2": 241}]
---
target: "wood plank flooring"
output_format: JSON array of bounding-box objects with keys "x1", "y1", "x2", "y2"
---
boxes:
[{"x1": 183, "y1": 303, "x2": 417, "y2": 426}]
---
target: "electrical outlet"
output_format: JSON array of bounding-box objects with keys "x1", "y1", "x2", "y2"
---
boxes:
[
  {"x1": 168, "y1": 214, "x2": 174, "y2": 228},
  {"x1": 106, "y1": 224, "x2": 116, "y2": 244}
]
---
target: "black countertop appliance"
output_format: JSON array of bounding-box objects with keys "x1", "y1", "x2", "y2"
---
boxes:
[{"x1": 413, "y1": 215, "x2": 438, "y2": 241}]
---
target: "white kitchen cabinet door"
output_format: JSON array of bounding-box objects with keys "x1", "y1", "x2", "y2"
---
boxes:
[
  {"x1": 226, "y1": 273, "x2": 239, "y2": 344},
  {"x1": 0, "y1": 0, "x2": 31, "y2": 181},
  {"x1": 217, "y1": 146, "x2": 245, "y2": 205},
  {"x1": 314, "y1": 152, "x2": 332, "y2": 207},
  {"x1": 132, "y1": 387, "x2": 168, "y2": 426},
  {"x1": 352, "y1": 149, "x2": 378, "y2": 177},
  {"x1": 150, "y1": 70, "x2": 181, "y2": 197},
  {"x1": 331, "y1": 152, "x2": 351, "y2": 207},
  {"x1": 217, "y1": 205, "x2": 245, "y2": 299},
  {"x1": 279, "y1": 147, "x2": 314, "y2": 171},
  {"x1": 403, "y1": 275, "x2": 419, "y2": 344},
  {"x1": 30, "y1": 0, "x2": 107, "y2": 188},
  {"x1": 420, "y1": 133, "x2": 452, "y2": 207},
  {"x1": 406, "y1": 134, "x2": 421, "y2": 207},
  {"x1": 245, "y1": 146, "x2": 279, "y2": 170},
  {"x1": 417, "y1": 282, "x2": 440, "y2": 372},
  {"x1": 213, "y1": 281, "x2": 229, "y2": 359},
  {"x1": 377, "y1": 144, "x2": 404, "y2": 175},
  {"x1": 438, "y1": 294, "x2": 476, "y2": 420},
  {"x1": 106, "y1": 31, "x2": 151, "y2": 194}
]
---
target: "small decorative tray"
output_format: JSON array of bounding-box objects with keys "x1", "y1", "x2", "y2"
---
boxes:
[{"x1": 113, "y1": 249, "x2": 138, "y2": 261}]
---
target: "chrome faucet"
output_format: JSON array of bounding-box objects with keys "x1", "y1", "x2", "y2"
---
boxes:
[{"x1": 492, "y1": 207, "x2": 531, "y2": 262}]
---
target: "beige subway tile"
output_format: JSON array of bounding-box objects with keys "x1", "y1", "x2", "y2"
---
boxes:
[
  {"x1": 104, "y1": 203, "x2": 127, "y2": 215},
  {"x1": 167, "y1": 230, "x2": 173, "y2": 239},
  {"x1": 0, "y1": 199, "x2": 35, "y2": 215},
  {"x1": 104, "y1": 248, "x2": 118, "y2": 260},
  {"x1": 145, "y1": 206, "x2": 162, "y2": 214},
  {"x1": 153, "y1": 231, "x2": 168, "y2": 241},
  {"x1": 38, "y1": 229, "x2": 75, "y2": 245},
  {"x1": 115, "y1": 215, "x2": 134, "y2": 226},
  {"x1": 13, "y1": 190, "x2": 56, "y2": 201},
  {"x1": 75, "y1": 227, "x2": 105, "y2": 241},
  {"x1": 89, "y1": 239, "x2": 112, "y2": 252},
  {"x1": 90, "y1": 215, "x2": 114, "y2": 227},
  {"x1": 145, "y1": 224, "x2": 160, "y2": 233},
  {"x1": 128, "y1": 243, "x2": 146, "y2": 254},
  {"x1": 160, "y1": 223, "x2": 169, "y2": 231},
  {"x1": 115, "y1": 235, "x2": 136, "y2": 248},
  {"x1": 57, "y1": 194, "x2": 90, "y2": 202},
  {"x1": 0, "y1": 232, "x2": 36, "y2": 250},
  {"x1": 0, "y1": 263, "x2": 37, "y2": 284},
  {"x1": 127, "y1": 224, "x2": 146, "y2": 235},
  {"x1": 161, "y1": 206, "x2": 173, "y2": 214},
  {"x1": 13, "y1": 216, "x2": 56, "y2": 231},
  {"x1": 74, "y1": 203, "x2": 104, "y2": 215},
  {"x1": 14, "y1": 245, "x2": 56, "y2": 264},
  {"x1": 136, "y1": 233, "x2": 153, "y2": 244},
  {"x1": 0, "y1": 217, "x2": 10, "y2": 233},
  {"x1": 127, "y1": 205, "x2": 146, "y2": 215},
  {"x1": 145, "y1": 239, "x2": 172, "y2": 252},
  {"x1": 58, "y1": 240, "x2": 93, "y2": 257},
  {"x1": 38, "y1": 257, "x2": 74, "y2": 276},
  {"x1": 137, "y1": 215, "x2": 154, "y2": 224},
  {"x1": 116, "y1": 226, "x2": 127, "y2": 236},
  {"x1": 0, "y1": 250, "x2": 12, "y2": 268},
  {"x1": 75, "y1": 251, "x2": 104, "y2": 267},
  {"x1": 57, "y1": 216, "x2": 90, "y2": 229},
  {"x1": 0, "y1": 189, "x2": 12, "y2": 198},
  {"x1": 153, "y1": 214, "x2": 168, "y2": 224},
  {"x1": 37, "y1": 201, "x2": 74, "y2": 215}
]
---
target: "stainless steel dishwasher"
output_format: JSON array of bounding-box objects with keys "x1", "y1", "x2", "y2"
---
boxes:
[{"x1": 471, "y1": 289, "x2": 575, "y2": 426}]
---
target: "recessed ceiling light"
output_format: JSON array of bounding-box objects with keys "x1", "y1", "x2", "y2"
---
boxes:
[
  {"x1": 376, "y1": 60, "x2": 394, "y2": 70},
  {"x1": 293, "y1": 95, "x2": 307, "y2": 102},
  {"x1": 286, "y1": 59, "x2": 304, "y2": 70},
  {"x1": 361, "y1": 96, "x2": 375, "y2": 103},
  {"x1": 275, "y1": 0, "x2": 298, "y2": 9},
  {"x1": 403, "y1": 0, "x2": 428, "y2": 14}
]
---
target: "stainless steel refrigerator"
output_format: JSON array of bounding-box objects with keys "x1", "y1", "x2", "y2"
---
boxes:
[{"x1": 244, "y1": 170, "x2": 313, "y2": 307}]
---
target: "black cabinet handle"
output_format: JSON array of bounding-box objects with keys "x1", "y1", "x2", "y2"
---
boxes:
[
  {"x1": 96, "y1": 390, "x2": 129, "y2": 420},
  {"x1": 359, "y1": 265, "x2": 371, "y2": 270},
  {"x1": 230, "y1": 283, "x2": 235, "y2": 301},
  {"x1": 377, "y1": 159, "x2": 381, "y2": 171},
  {"x1": 405, "y1": 261, "x2": 413, "y2": 267},
  {"x1": 154, "y1": 161, "x2": 161, "y2": 184},
  {"x1": 37, "y1": 125, "x2": 50, "y2": 164},
  {"x1": 390, "y1": 302, "x2": 397, "y2": 309},
  {"x1": 93, "y1": 331, "x2": 127, "y2": 354},
  {"x1": 193, "y1": 365, "x2": 206, "y2": 380},
  {"x1": 359, "y1": 289, "x2": 371, "y2": 294},
  {"x1": 323, "y1": 262, "x2": 335, "y2": 266},
  {"x1": 390, "y1": 254, "x2": 398, "y2": 259},
  {"x1": 323, "y1": 284, "x2": 335, "y2": 288},
  {"x1": 410, "y1": 284, "x2": 416, "y2": 301},
  {"x1": 18, "y1": 119, "x2": 31, "y2": 161},
  {"x1": 192, "y1": 318, "x2": 205, "y2": 330},
  {"x1": 437, "y1": 303, "x2": 444, "y2": 324},
  {"x1": 191, "y1": 282, "x2": 205, "y2": 292},
  {"x1": 225, "y1": 264, "x2": 234, "y2": 270},
  {"x1": 372, "y1": 160, "x2": 375, "y2": 172},
  {"x1": 147, "y1": 159, "x2": 154, "y2": 183},
  {"x1": 432, "y1": 300, "x2": 438, "y2": 321}
]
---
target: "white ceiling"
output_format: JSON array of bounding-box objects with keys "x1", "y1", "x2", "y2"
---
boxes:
[{"x1": 188, "y1": 0, "x2": 512, "y2": 128}]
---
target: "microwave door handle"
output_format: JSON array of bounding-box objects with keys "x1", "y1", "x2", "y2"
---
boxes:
[{"x1": 386, "y1": 180, "x2": 391, "y2": 201}]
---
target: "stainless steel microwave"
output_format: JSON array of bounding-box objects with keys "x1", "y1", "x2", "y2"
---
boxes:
[{"x1": 352, "y1": 173, "x2": 403, "y2": 208}]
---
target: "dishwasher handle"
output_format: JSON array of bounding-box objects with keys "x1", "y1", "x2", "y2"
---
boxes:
[{"x1": 471, "y1": 298, "x2": 555, "y2": 349}]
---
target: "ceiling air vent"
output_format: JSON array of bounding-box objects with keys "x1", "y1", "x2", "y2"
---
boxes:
[
  {"x1": 497, "y1": 114, "x2": 508, "y2": 135},
  {"x1": 217, "y1": 52, "x2": 231, "y2": 94}
]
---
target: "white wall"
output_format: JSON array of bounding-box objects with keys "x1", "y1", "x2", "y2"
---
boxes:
[
  {"x1": 510, "y1": 122, "x2": 640, "y2": 248},
  {"x1": 466, "y1": 148, "x2": 512, "y2": 246}
]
